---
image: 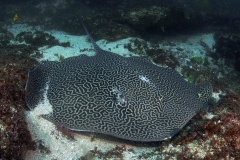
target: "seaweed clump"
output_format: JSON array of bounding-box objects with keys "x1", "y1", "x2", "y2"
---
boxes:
[
  {"x1": 0, "y1": 62, "x2": 36, "y2": 159},
  {"x1": 16, "y1": 31, "x2": 70, "y2": 48},
  {"x1": 212, "y1": 31, "x2": 240, "y2": 72},
  {"x1": 0, "y1": 28, "x2": 38, "y2": 159},
  {"x1": 86, "y1": 145, "x2": 127, "y2": 160},
  {"x1": 150, "y1": 49, "x2": 180, "y2": 69},
  {"x1": 170, "y1": 93, "x2": 240, "y2": 159},
  {"x1": 124, "y1": 38, "x2": 179, "y2": 69},
  {"x1": 190, "y1": 56, "x2": 204, "y2": 64}
]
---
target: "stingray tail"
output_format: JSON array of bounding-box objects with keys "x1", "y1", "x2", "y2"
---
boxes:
[{"x1": 80, "y1": 21, "x2": 102, "y2": 53}]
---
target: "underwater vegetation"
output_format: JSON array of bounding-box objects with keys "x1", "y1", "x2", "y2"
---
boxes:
[
  {"x1": 212, "y1": 31, "x2": 240, "y2": 72},
  {"x1": 190, "y1": 56, "x2": 204, "y2": 64},
  {"x1": 170, "y1": 93, "x2": 240, "y2": 159},
  {"x1": 0, "y1": 61, "x2": 36, "y2": 159},
  {"x1": 16, "y1": 31, "x2": 70, "y2": 48},
  {"x1": 54, "y1": 53, "x2": 65, "y2": 61},
  {"x1": 124, "y1": 38, "x2": 180, "y2": 69},
  {"x1": 0, "y1": 29, "x2": 42, "y2": 159},
  {"x1": 88, "y1": 145, "x2": 128, "y2": 160}
]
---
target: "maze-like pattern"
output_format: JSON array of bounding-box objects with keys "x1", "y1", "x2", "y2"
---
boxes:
[{"x1": 25, "y1": 25, "x2": 213, "y2": 142}]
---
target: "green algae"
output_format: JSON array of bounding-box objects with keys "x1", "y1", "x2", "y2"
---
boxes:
[{"x1": 190, "y1": 56, "x2": 204, "y2": 64}]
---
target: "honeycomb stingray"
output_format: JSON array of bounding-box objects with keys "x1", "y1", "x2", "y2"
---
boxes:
[{"x1": 25, "y1": 22, "x2": 213, "y2": 142}]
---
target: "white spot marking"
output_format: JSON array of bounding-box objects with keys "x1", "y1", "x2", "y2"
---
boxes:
[
  {"x1": 111, "y1": 86, "x2": 127, "y2": 106},
  {"x1": 139, "y1": 75, "x2": 150, "y2": 84},
  {"x1": 139, "y1": 75, "x2": 164, "y2": 104}
]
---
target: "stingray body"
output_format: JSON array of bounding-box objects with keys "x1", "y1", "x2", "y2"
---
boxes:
[{"x1": 25, "y1": 23, "x2": 212, "y2": 141}]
